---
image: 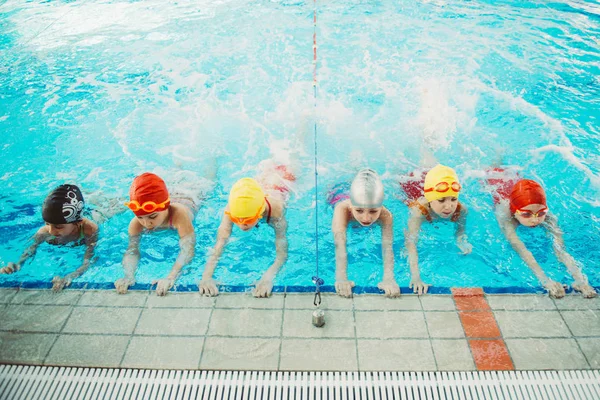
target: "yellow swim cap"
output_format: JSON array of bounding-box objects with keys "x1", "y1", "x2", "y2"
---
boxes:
[
  {"x1": 423, "y1": 164, "x2": 461, "y2": 202},
  {"x1": 228, "y1": 178, "x2": 266, "y2": 218}
]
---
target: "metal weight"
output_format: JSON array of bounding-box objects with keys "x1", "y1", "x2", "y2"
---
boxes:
[{"x1": 312, "y1": 309, "x2": 325, "y2": 327}]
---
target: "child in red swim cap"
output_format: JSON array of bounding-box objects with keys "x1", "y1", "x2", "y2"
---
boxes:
[{"x1": 487, "y1": 168, "x2": 596, "y2": 298}]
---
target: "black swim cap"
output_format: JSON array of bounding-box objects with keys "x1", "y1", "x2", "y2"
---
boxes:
[{"x1": 42, "y1": 184, "x2": 85, "y2": 224}]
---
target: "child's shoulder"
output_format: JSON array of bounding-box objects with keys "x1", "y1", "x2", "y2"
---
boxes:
[{"x1": 82, "y1": 218, "x2": 98, "y2": 236}]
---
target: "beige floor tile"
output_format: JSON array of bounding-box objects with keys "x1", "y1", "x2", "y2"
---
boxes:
[
  {"x1": 78, "y1": 290, "x2": 148, "y2": 307},
  {"x1": 208, "y1": 309, "x2": 282, "y2": 337},
  {"x1": 420, "y1": 295, "x2": 456, "y2": 311},
  {"x1": 431, "y1": 339, "x2": 475, "y2": 370},
  {"x1": 506, "y1": 338, "x2": 589, "y2": 370},
  {"x1": 560, "y1": 310, "x2": 600, "y2": 336},
  {"x1": 486, "y1": 295, "x2": 556, "y2": 311},
  {"x1": 425, "y1": 312, "x2": 464, "y2": 338},
  {"x1": 494, "y1": 311, "x2": 571, "y2": 338},
  {"x1": 215, "y1": 293, "x2": 284, "y2": 309},
  {"x1": 0, "y1": 332, "x2": 56, "y2": 364},
  {"x1": 0, "y1": 289, "x2": 19, "y2": 304},
  {"x1": 135, "y1": 308, "x2": 211, "y2": 336},
  {"x1": 122, "y1": 336, "x2": 204, "y2": 369},
  {"x1": 62, "y1": 307, "x2": 140, "y2": 334},
  {"x1": 280, "y1": 339, "x2": 357, "y2": 371},
  {"x1": 1, "y1": 305, "x2": 72, "y2": 333},
  {"x1": 357, "y1": 339, "x2": 436, "y2": 371},
  {"x1": 146, "y1": 293, "x2": 215, "y2": 309},
  {"x1": 285, "y1": 293, "x2": 353, "y2": 310},
  {"x1": 200, "y1": 337, "x2": 279, "y2": 370},
  {"x1": 10, "y1": 289, "x2": 82, "y2": 306},
  {"x1": 554, "y1": 296, "x2": 600, "y2": 310},
  {"x1": 576, "y1": 338, "x2": 600, "y2": 368},
  {"x1": 355, "y1": 311, "x2": 427, "y2": 338},
  {"x1": 283, "y1": 310, "x2": 355, "y2": 338},
  {"x1": 45, "y1": 334, "x2": 129, "y2": 367},
  {"x1": 354, "y1": 295, "x2": 421, "y2": 311}
]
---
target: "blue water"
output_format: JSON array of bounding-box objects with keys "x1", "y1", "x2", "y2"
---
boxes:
[{"x1": 1, "y1": 0, "x2": 599, "y2": 292}]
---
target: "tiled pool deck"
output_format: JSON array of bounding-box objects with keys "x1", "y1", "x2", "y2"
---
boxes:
[{"x1": 0, "y1": 288, "x2": 599, "y2": 371}]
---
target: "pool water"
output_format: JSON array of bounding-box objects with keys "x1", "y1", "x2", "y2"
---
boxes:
[{"x1": 0, "y1": 0, "x2": 599, "y2": 292}]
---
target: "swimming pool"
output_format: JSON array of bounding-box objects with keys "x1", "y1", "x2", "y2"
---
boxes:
[{"x1": 1, "y1": 0, "x2": 599, "y2": 293}]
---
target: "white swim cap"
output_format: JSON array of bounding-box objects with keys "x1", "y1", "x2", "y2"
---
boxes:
[{"x1": 350, "y1": 168, "x2": 384, "y2": 208}]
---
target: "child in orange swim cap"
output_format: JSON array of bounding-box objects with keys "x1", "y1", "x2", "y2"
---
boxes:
[
  {"x1": 116, "y1": 169, "x2": 213, "y2": 296},
  {"x1": 487, "y1": 168, "x2": 596, "y2": 298}
]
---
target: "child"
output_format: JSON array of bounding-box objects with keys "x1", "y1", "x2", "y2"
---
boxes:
[
  {"x1": 402, "y1": 164, "x2": 472, "y2": 295},
  {"x1": 329, "y1": 168, "x2": 399, "y2": 298},
  {"x1": 0, "y1": 184, "x2": 98, "y2": 291},
  {"x1": 488, "y1": 168, "x2": 597, "y2": 298},
  {"x1": 115, "y1": 171, "x2": 207, "y2": 296},
  {"x1": 199, "y1": 160, "x2": 295, "y2": 298}
]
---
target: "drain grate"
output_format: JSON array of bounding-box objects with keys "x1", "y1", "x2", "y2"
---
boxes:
[{"x1": 1, "y1": 365, "x2": 599, "y2": 399}]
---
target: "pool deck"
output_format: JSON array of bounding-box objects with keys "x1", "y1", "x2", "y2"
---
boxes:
[{"x1": 0, "y1": 288, "x2": 599, "y2": 371}]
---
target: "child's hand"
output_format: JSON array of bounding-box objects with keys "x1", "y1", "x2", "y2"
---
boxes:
[
  {"x1": 544, "y1": 280, "x2": 566, "y2": 298},
  {"x1": 114, "y1": 278, "x2": 135, "y2": 294},
  {"x1": 253, "y1": 279, "x2": 273, "y2": 298},
  {"x1": 377, "y1": 279, "x2": 401, "y2": 298},
  {"x1": 335, "y1": 280, "x2": 355, "y2": 298},
  {"x1": 52, "y1": 276, "x2": 72, "y2": 292},
  {"x1": 573, "y1": 281, "x2": 598, "y2": 298},
  {"x1": 153, "y1": 278, "x2": 174, "y2": 296},
  {"x1": 0, "y1": 262, "x2": 21, "y2": 274},
  {"x1": 198, "y1": 279, "x2": 219, "y2": 296},
  {"x1": 456, "y1": 235, "x2": 473, "y2": 255},
  {"x1": 409, "y1": 277, "x2": 431, "y2": 295}
]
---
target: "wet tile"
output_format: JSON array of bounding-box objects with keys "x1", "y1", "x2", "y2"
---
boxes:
[
  {"x1": 78, "y1": 290, "x2": 148, "y2": 307},
  {"x1": 285, "y1": 293, "x2": 353, "y2": 310},
  {"x1": 486, "y1": 295, "x2": 556, "y2": 311},
  {"x1": 0, "y1": 289, "x2": 18, "y2": 304},
  {"x1": 62, "y1": 307, "x2": 140, "y2": 334},
  {"x1": 122, "y1": 336, "x2": 204, "y2": 369},
  {"x1": 420, "y1": 295, "x2": 456, "y2": 311},
  {"x1": 357, "y1": 339, "x2": 436, "y2": 371},
  {"x1": 355, "y1": 311, "x2": 427, "y2": 338},
  {"x1": 494, "y1": 311, "x2": 570, "y2": 338},
  {"x1": 215, "y1": 293, "x2": 284, "y2": 309},
  {"x1": 0, "y1": 333, "x2": 56, "y2": 364},
  {"x1": 280, "y1": 339, "x2": 357, "y2": 371},
  {"x1": 146, "y1": 293, "x2": 215, "y2": 309},
  {"x1": 11, "y1": 289, "x2": 82, "y2": 306},
  {"x1": 283, "y1": 310, "x2": 355, "y2": 338},
  {"x1": 454, "y1": 296, "x2": 490, "y2": 312},
  {"x1": 1, "y1": 305, "x2": 72, "y2": 333},
  {"x1": 45, "y1": 334, "x2": 129, "y2": 367},
  {"x1": 135, "y1": 308, "x2": 211, "y2": 336},
  {"x1": 354, "y1": 295, "x2": 421, "y2": 311},
  {"x1": 469, "y1": 339, "x2": 514, "y2": 370},
  {"x1": 506, "y1": 338, "x2": 589, "y2": 370},
  {"x1": 208, "y1": 309, "x2": 282, "y2": 337},
  {"x1": 425, "y1": 312, "x2": 464, "y2": 338},
  {"x1": 452, "y1": 288, "x2": 484, "y2": 297},
  {"x1": 554, "y1": 296, "x2": 600, "y2": 310},
  {"x1": 560, "y1": 310, "x2": 600, "y2": 336},
  {"x1": 459, "y1": 312, "x2": 501, "y2": 338},
  {"x1": 576, "y1": 338, "x2": 600, "y2": 368},
  {"x1": 200, "y1": 337, "x2": 279, "y2": 370},
  {"x1": 431, "y1": 339, "x2": 476, "y2": 370}
]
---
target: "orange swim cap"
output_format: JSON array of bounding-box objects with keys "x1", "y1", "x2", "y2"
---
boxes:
[
  {"x1": 509, "y1": 179, "x2": 546, "y2": 214},
  {"x1": 129, "y1": 173, "x2": 170, "y2": 216}
]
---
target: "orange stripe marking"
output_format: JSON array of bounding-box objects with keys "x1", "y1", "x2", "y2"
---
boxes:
[{"x1": 469, "y1": 339, "x2": 515, "y2": 370}]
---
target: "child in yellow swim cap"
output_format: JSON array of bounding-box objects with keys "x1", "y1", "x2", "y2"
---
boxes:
[
  {"x1": 400, "y1": 164, "x2": 472, "y2": 295},
  {"x1": 199, "y1": 160, "x2": 296, "y2": 298}
]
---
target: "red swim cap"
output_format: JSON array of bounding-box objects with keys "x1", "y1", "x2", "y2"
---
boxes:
[
  {"x1": 129, "y1": 173, "x2": 170, "y2": 216},
  {"x1": 509, "y1": 179, "x2": 546, "y2": 214}
]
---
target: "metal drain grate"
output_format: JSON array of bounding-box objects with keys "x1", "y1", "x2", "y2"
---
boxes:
[{"x1": 1, "y1": 365, "x2": 599, "y2": 399}]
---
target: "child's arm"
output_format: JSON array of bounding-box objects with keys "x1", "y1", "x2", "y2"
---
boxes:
[
  {"x1": 377, "y1": 209, "x2": 400, "y2": 297},
  {"x1": 253, "y1": 216, "x2": 288, "y2": 298},
  {"x1": 52, "y1": 221, "x2": 99, "y2": 291},
  {"x1": 546, "y1": 215, "x2": 597, "y2": 298},
  {"x1": 115, "y1": 219, "x2": 143, "y2": 294},
  {"x1": 199, "y1": 213, "x2": 233, "y2": 296},
  {"x1": 333, "y1": 203, "x2": 353, "y2": 297},
  {"x1": 496, "y1": 208, "x2": 565, "y2": 298},
  {"x1": 455, "y1": 205, "x2": 473, "y2": 254},
  {"x1": 0, "y1": 227, "x2": 48, "y2": 274},
  {"x1": 405, "y1": 207, "x2": 430, "y2": 294}
]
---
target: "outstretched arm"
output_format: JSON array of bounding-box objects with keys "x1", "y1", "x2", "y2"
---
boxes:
[
  {"x1": 253, "y1": 217, "x2": 288, "y2": 298},
  {"x1": 199, "y1": 213, "x2": 233, "y2": 296},
  {"x1": 0, "y1": 227, "x2": 47, "y2": 274},
  {"x1": 52, "y1": 223, "x2": 99, "y2": 291},
  {"x1": 115, "y1": 219, "x2": 142, "y2": 294},
  {"x1": 455, "y1": 205, "x2": 473, "y2": 254},
  {"x1": 405, "y1": 208, "x2": 430, "y2": 294},
  {"x1": 378, "y1": 209, "x2": 400, "y2": 297},
  {"x1": 332, "y1": 204, "x2": 353, "y2": 297}
]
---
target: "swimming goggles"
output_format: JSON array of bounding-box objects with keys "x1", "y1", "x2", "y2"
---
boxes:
[
  {"x1": 125, "y1": 198, "x2": 170, "y2": 213},
  {"x1": 225, "y1": 204, "x2": 265, "y2": 225},
  {"x1": 515, "y1": 207, "x2": 548, "y2": 219},
  {"x1": 424, "y1": 181, "x2": 461, "y2": 194}
]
